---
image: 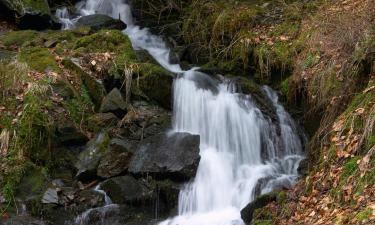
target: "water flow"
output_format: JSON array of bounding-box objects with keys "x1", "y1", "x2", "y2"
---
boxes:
[
  {"x1": 74, "y1": 184, "x2": 118, "y2": 225},
  {"x1": 56, "y1": 1, "x2": 304, "y2": 225}
]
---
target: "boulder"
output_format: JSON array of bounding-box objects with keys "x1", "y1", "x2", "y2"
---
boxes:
[
  {"x1": 0, "y1": 0, "x2": 59, "y2": 30},
  {"x1": 88, "y1": 113, "x2": 119, "y2": 132},
  {"x1": 100, "y1": 88, "x2": 127, "y2": 118},
  {"x1": 55, "y1": 122, "x2": 88, "y2": 146},
  {"x1": 76, "y1": 14, "x2": 127, "y2": 31},
  {"x1": 62, "y1": 58, "x2": 107, "y2": 109},
  {"x1": 75, "y1": 132, "x2": 110, "y2": 181},
  {"x1": 41, "y1": 188, "x2": 59, "y2": 204},
  {"x1": 100, "y1": 176, "x2": 153, "y2": 205},
  {"x1": 137, "y1": 64, "x2": 174, "y2": 109},
  {"x1": 129, "y1": 132, "x2": 200, "y2": 180},
  {"x1": 97, "y1": 138, "x2": 135, "y2": 178},
  {"x1": 240, "y1": 192, "x2": 277, "y2": 225}
]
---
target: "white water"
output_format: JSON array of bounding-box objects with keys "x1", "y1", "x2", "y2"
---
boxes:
[{"x1": 56, "y1": 1, "x2": 304, "y2": 224}]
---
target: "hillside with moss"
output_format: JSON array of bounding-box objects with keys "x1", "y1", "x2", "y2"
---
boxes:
[{"x1": 0, "y1": 0, "x2": 374, "y2": 224}]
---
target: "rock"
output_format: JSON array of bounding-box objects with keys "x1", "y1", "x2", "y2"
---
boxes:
[
  {"x1": 97, "y1": 138, "x2": 135, "y2": 178},
  {"x1": 51, "y1": 77, "x2": 78, "y2": 100},
  {"x1": 240, "y1": 192, "x2": 277, "y2": 225},
  {"x1": 88, "y1": 112, "x2": 119, "y2": 131},
  {"x1": 297, "y1": 158, "x2": 309, "y2": 176},
  {"x1": 228, "y1": 76, "x2": 278, "y2": 123},
  {"x1": 0, "y1": 0, "x2": 59, "y2": 30},
  {"x1": 138, "y1": 64, "x2": 174, "y2": 109},
  {"x1": 75, "y1": 132, "x2": 110, "y2": 181},
  {"x1": 41, "y1": 188, "x2": 59, "y2": 204},
  {"x1": 62, "y1": 58, "x2": 106, "y2": 109},
  {"x1": 100, "y1": 88, "x2": 127, "y2": 118},
  {"x1": 55, "y1": 122, "x2": 88, "y2": 146},
  {"x1": 129, "y1": 132, "x2": 200, "y2": 180},
  {"x1": 120, "y1": 101, "x2": 171, "y2": 140},
  {"x1": 76, "y1": 14, "x2": 127, "y2": 31},
  {"x1": 101, "y1": 176, "x2": 153, "y2": 205}
]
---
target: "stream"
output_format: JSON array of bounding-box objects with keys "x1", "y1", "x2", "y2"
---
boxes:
[{"x1": 56, "y1": 1, "x2": 305, "y2": 224}]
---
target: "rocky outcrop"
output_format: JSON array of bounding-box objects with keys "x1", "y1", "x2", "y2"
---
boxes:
[
  {"x1": 129, "y1": 132, "x2": 200, "y2": 180},
  {"x1": 76, "y1": 14, "x2": 127, "y2": 31},
  {"x1": 101, "y1": 176, "x2": 153, "y2": 205},
  {"x1": 0, "y1": 0, "x2": 59, "y2": 30},
  {"x1": 97, "y1": 138, "x2": 135, "y2": 178},
  {"x1": 75, "y1": 132, "x2": 110, "y2": 181},
  {"x1": 100, "y1": 88, "x2": 127, "y2": 118},
  {"x1": 240, "y1": 192, "x2": 278, "y2": 225}
]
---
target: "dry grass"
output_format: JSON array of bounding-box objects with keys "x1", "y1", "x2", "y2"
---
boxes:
[{"x1": 288, "y1": 0, "x2": 375, "y2": 152}]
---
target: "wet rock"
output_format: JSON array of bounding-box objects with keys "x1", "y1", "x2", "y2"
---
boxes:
[
  {"x1": 97, "y1": 138, "x2": 135, "y2": 178},
  {"x1": 240, "y1": 192, "x2": 277, "y2": 225},
  {"x1": 55, "y1": 122, "x2": 88, "y2": 146},
  {"x1": 101, "y1": 176, "x2": 153, "y2": 205},
  {"x1": 0, "y1": 0, "x2": 59, "y2": 30},
  {"x1": 76, "y1": 14, "x2": 127, "y2": 31},
  {"x1": 129, "y1": 132, "x2": 200, "y2": 180},
  {"x1": 75, "y1": 132, "x2": 110, "y2": 181},
  {"x1": 100, "y1": 88, "x2": 127, "y2": 118},
  {"x1": 228, "y1": 76, "x2": 278, "y2": 123},
  {"x1": 41, "y1": 188, "x2": 59, "y2": 204}
]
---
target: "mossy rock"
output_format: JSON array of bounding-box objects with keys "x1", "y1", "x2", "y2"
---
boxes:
[
  {"x1": 16, "y1": 164, "x2": 49, "y2": 200},
  {"x1": 0, "y1": 30, "x2": 41, "y2": 48},
  {"x1": 74, "y1": 30, "x2": 135, "y2": 55},
  {"x1": 19, "y1": 46, "x2": 60, "y2": 72},
  {"x1": 75, "y1": 132, "x2": 110, "y2": 181},
  {"x1": 137, "y1": 63, "x2": 175, "y2": 109},
  {"x1": 62, "y1": 58, "x2": 106, "y2": 109},
  {"x1": 241, "y1": 192, "x2": 278, "y2": 225}
]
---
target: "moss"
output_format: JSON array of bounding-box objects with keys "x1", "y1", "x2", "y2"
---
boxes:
[
  {"x1": 0, "y1": 30, "x2": 41, "y2": 47},
  {"x1": 253, "y1": 220, "x2": 273, "y2": 225},
  {"x1": 137, "y1": 63, "x2": 174, "y2": 109},
  {"x1": 19, "y1": 46, "x2": 60, "y2": 72},
  {"x1": 74, "y1": 30, "x2": 135, "y2": 55},
  {"x1": 355, "y1": 208, "x2": 373, "y2": 221},
  {"x1": 19, "y1": 0, "x2": 51, "y2": 14}
]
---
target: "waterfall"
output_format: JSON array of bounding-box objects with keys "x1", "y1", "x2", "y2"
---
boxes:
[{"x1": 56, "y1": 1, "x2": 304, "y2": 224}]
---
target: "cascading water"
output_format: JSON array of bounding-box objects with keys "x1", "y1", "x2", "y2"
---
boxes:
[{"x1": 56, "y1": 1, "x2": 304, "y2": 224}]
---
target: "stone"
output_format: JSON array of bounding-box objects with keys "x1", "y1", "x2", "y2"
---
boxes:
[
  {"x1": 97, "y1": 138, "x2": 135, "y2": 178},
  {"x1": 0, "y1": 0, "x2": 59, "y2": 30},
  {"x1": 41, "y1": 188, "x2": 59, "y2": 204},
  {"x1": 101, "y1": 176, "x2": 153, "y2": 205},
  {"x1": 55, "y1": 122, "x2": 88, "y2": 146},
  {"x1": 62, "y1": 58, "x2": 107, "y2": 109},
  {"x1": 240, "y1": 192, "x2": 277, "y2": 225},
  {"x1": 129, "y1": 132, "x2": 200, "y2": 180},
  {"x1": 88, "y1": 112, "x2": 119, "y2": 131},
  {"x1": 100, "y1": 88, "x2": 127, "y2": 118},
  {"x1": 75, "y1": 132, "x2": 110, "y2": 181},
  {"x1": 76, "y1": 14, "x2": 127, "y2": 31}
]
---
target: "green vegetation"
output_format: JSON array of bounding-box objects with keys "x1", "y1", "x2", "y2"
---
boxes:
[
  {"x1": 19, "y1": 46, "x2": 60, "y2": 72},
  {"x1": 0, "y1": 30, "x2": 40, "y2": 47}
]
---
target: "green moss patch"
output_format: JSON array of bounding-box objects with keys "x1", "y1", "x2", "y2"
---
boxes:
[{"x1": 19, "y1": 46, "x2": 60, "y2": 72}]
